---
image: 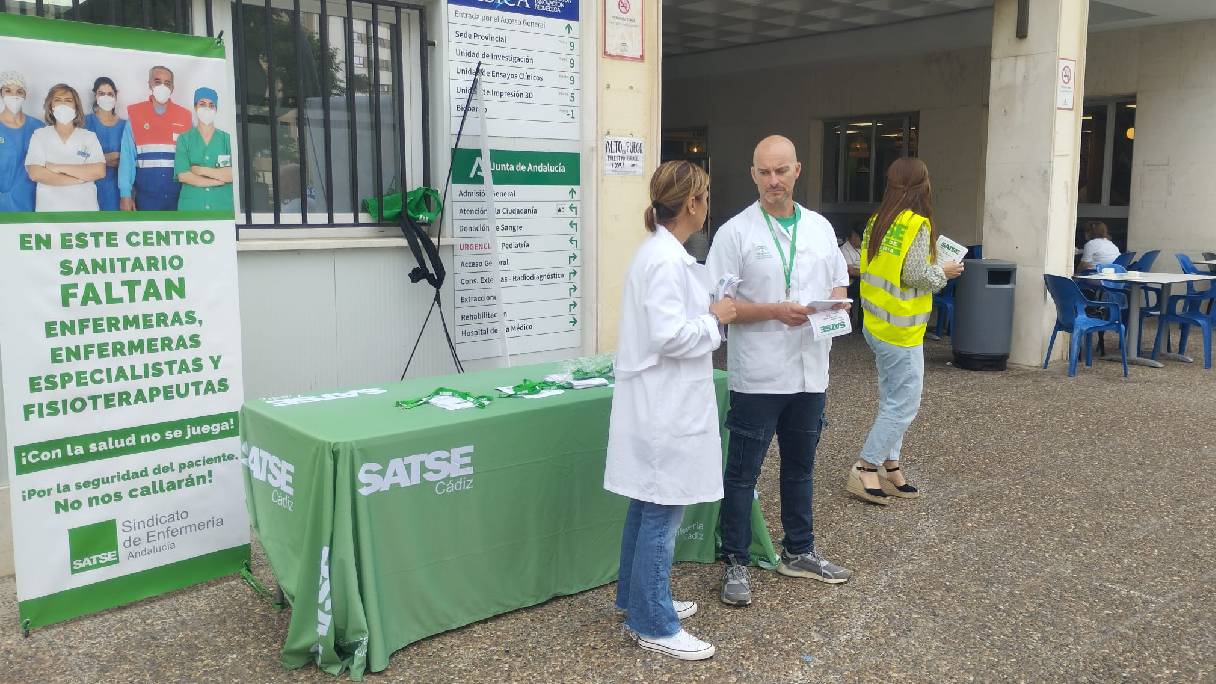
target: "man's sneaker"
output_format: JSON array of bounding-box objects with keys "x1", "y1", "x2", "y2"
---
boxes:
[
  {"x1": 616, "y1": 600, "x2": 698, "y2": 621},
  {"x1": 720, "y1": 558, "x2": 752, "y2": 606},
  {"x1": 776, "y1": 548, "x2": 853, "y2": 584},
  {"x1": 636, "y1": 628, "x2": 716, "y2": 661}
]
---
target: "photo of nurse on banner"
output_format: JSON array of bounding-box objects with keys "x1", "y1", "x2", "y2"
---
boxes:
[{"x1": 0, "y1": 38, "x2": 233, "y2": 214}]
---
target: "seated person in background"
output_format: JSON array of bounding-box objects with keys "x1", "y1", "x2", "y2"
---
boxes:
[
  {"x1": 839, "y1": 228, "x2": 861, "y2": 278},
  {"x1": 1079, "y1": 220, "x2": 1121, "y2": 271},
  {"x1": 839, "y1": 228, "x2": 862, "y2": 324}
]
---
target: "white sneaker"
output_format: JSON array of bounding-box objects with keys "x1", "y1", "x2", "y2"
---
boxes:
[
  {"x1": 672, "y1": 600, "x2": 698, "y2": 620},
  {"x1": 616, "y1": 600, "x2": 698, "y2": 621},
  {"x1": 637, "y1": 629, "x2": 716, "y2": 661}
]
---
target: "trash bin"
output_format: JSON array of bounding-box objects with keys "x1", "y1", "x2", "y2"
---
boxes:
[{"x1": 952, "y1": 259, "x2": 1017, "y2": 371}]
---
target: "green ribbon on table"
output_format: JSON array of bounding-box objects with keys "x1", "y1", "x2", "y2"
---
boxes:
[
  {"x1": 500, "y1": 379, "x2": 571, "y2": 397},
  {"x1": 571, "y1": 363, "x2": 614, "y2": 381},
  {"x1": 394, "y1": 387, "x2": 494, "y2": 410}
]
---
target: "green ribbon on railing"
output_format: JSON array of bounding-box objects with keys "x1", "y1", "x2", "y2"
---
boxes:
[
  {"x1": 395, "y1": 387, "x2": 494, "y2": 410},
  {"x1": 500, "y1": 379, "x2": 571, "y2": 397}
]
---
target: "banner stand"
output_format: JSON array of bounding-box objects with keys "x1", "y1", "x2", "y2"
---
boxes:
[{"x1": 0, "y1": 13, "x2": 249, "y2": 631}]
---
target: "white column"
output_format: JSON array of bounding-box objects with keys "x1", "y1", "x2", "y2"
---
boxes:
[{"x1": 981, "y1": 0, "x2": 1089, "y2": 366}]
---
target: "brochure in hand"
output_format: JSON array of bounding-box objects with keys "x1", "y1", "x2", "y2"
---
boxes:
[{"x1": 936, "y1": 235, "x2": 968, "y2": 263}]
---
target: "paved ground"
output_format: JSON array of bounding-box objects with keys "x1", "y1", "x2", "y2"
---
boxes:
[{"x1": 2, "y1": 327, "x2": 1213, "y2": 683}]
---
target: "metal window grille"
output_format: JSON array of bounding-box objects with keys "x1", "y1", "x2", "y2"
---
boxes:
[
  {"x1": 229, "y1": 0, "x2": 429, "y2": 228},
  {"x1": 2, "y1": 0, "x2": 430, "y2": 230}
]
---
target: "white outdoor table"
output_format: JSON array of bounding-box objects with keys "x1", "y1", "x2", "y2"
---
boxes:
[{"x1": 1075, "y1": 271, "x2": 1216, "y2": 368}]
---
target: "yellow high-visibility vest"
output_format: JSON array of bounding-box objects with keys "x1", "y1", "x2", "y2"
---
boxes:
[{"x1": 860, "y1": 209, "x2": 934, "y2": 347}]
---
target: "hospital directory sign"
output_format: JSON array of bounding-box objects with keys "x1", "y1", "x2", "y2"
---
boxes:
[
  {"x1": 0, "y1": 14, "x2": 247, "y2": 630},
  {"x1": 447, "y1": 0, "x2": 584, "y2": 361}
]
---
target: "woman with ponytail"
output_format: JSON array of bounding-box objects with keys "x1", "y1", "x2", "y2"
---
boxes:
[
  {"x1": 604, "y1": 160, "x2": 735, "y2": 660},
  {"x1": 845, "y1": 158, "x2": 963, "y2": 505}
]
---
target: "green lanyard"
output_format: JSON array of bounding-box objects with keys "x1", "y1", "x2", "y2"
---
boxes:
[
  {"x1": 395, "y1": 387, "x2": 494, "y2": 410},
  {"x1": 499, "y1": 379, "x2": 571, "y2": 397},
  {"x1": 762, "y1": 206, "x2": 799, "y2": 300}
]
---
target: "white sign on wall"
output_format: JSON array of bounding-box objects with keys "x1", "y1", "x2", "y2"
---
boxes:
[
  {"x1": 605, "y1": 0, "x2": 643, "y2": 61},
  {"x1": 1057, "y1": 58, "x2": 1076, "y2": 111},
  {"x1": 603, "y1": 136, "x2": 645, "y2": 176}
]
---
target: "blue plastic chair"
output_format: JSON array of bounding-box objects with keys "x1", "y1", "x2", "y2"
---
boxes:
[
  {"x1": 1113, "y1": 252, "x2": 1137, "y2": 268},
  {"x1": 1177, "y1": 254, "x2": 1213, "y2": 298},
  {"x1": 1129, "y1": 249, "x2": 1164, "y2": 315},
  {"x1": 1091, "y1": 262, "x2": 1130, "y2": 310},
  {"x1": 1043, "y1": 274, "x2": 1128, "y2": 377},
  {"x1": 932, "y1": 279, "x2": 955, "y2": 337},
  {"x1": 1130, "y1": 249, "x2": 1160, "y2": 272},
  {"x1": 1150, "y1": 255, "x2": 1214, "y2": 369}
]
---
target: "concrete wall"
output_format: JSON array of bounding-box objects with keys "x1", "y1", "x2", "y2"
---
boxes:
[
  {"x1": 663, "y1": 48, "x2": 991, "y2": 246},
  {"x1": 1087, "y1": 21, "x2": 1216, "y2": 264}
]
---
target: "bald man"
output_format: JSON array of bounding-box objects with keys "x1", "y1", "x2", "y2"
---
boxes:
[{"x1": 706, "y1": 135, "x2": 852, "y2": 606}]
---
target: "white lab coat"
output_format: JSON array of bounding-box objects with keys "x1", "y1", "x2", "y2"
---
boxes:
[
  {"x1": 604, "y1": 226, "x2": 724, "y2": 506},
  {"x1": 706, "y1": 202, "x2": 849, "y2": 394}
]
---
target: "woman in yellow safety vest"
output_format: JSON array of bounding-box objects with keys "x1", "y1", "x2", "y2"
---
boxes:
[{"x1": 845, "y1": 158, "x2": 963, "y2": 505}]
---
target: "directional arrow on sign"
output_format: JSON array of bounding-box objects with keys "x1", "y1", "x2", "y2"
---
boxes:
[
  {"x1": 568, "y1": 187, "x2": 577, "y2": 199},
  {"x1": 568, "y1": 237, "x2": 578, "y2": 247},
  {"x1": 569, "y1": 300, "x2": 578, "y2": 312},
  {"x1": 569, "y1": 220, "x2": 578, "y2": 231},
  {"x1": 568, "y1": 203, "x2": 578, "y2": 214},
  {"x1": 569, "y1": 284, "x2": 578, "y2": 296},
  {"x1": 568, "y1": 269, "x2": 577, "y2": 279},
  {"x1": 568, "y1": 253, "x2": 577, "y2": 264},
  {"x1": 569, "y1": 316, "x2": 578, "y2": 326},
  {"x1": 565, "y1": 23, "x2": 572, "y2": 34}
]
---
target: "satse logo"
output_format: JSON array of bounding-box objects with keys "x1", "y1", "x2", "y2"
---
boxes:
[
  {"x1": 357, "y1": 444, "x2": 475, "y2": 496},
  {"x1": 241, "y1": 443, "x2": 295, "y2": 511},
  {"x1": 68, "y1": 519, "x2": 119, "y2": 574}
]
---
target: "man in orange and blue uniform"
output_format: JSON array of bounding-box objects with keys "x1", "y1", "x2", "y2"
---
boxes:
[{"x1": 121, "y1": 65, "x2": 191, "y2": 211}]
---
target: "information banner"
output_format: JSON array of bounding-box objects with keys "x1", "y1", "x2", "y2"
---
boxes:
[{"x1": 0, "y1": 14, "x2": 247, "y2": 630}]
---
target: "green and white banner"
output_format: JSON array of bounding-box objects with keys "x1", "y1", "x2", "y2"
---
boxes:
[{"x1": 0, "y1": 15, "x2": 247, "y2": 630}]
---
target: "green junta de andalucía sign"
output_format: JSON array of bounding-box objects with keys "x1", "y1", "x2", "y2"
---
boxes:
[{"x1": 453, "y1": 148, "x2": 581, "y2": 186}]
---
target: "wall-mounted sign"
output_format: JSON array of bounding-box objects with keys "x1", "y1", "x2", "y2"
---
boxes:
[
  {"x1": 605, "y1": 0, "x2": 643, "y2": 61},
  {"x1": 603, "y1": 136, "x2": 645, "y2": 176},
  {"x1": 1057, "y1": 58, "x2": 1076, "y2": 111}
]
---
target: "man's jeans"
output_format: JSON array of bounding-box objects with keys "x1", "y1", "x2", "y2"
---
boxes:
[
  {"x1": 860, "y1": 327, "x2": 924, "y2": 466},
  {"x1": 615, "y1": 498, "x2": 685, "y2": 638},
  {"x1": 718, "y1": 391, "x2": 826, "y2": 564}
]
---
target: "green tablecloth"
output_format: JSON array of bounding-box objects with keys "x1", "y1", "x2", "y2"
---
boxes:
[{"x1": 240, "y1": 363, "x2": 777, "y2": 679}]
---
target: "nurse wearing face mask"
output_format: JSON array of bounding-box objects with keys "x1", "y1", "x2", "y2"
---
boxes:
[
  {"x1": 24, "y1": 84, "x2": 105, "y2": 212},
  {"x1": 174, "y1": 88, "x2": 233, "y2": 212},
  {"x1": 0, "y1": 71, "x2": 41, "y2": 212},
  {"x1": 124, "y1": 65, "x2": 191, "y2": 211},
  {"x1": 83, "y1": 77, "x2": 135, "y2": 211}
]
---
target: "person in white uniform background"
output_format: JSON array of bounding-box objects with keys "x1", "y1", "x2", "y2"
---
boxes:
[
  {"x1": 604, "y1": 160, "x2": 737, "y2": 661},
  {"x1": 839, "y1": 227, "x2": 863, "y2": 326},
  {"x1": 706, "y1": 134, "x2": 852, "y2": 608},
  {"x1": 1078, "y1": 220, "x2": 1122, "y2": 271},
  {"x1": 25, "y1": 83, "x2": 105, "y2": 212}
]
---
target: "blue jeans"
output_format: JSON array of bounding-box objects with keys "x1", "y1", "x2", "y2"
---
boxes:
[
  {"x1": 615, "y1": 499, "x2": 685, "y2": 639},
  {"x1": 718, "y1": 391, "x2": 826, "y2": 563},
  {"x1": 860, "y1": 327, "x2": 925, "y2": 466}
]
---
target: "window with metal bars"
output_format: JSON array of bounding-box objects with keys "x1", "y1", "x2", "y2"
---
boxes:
[{"x1": 2, "y1": 0, "x2": 430, "y2": 230}]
